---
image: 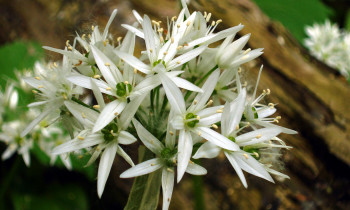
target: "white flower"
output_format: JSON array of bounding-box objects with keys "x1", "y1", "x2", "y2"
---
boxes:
[
  {"x1": 194, "y1": 89, "x2": 280, "y2": 187},
  {"x1": 160, "y1": 69, "x2": 240, "y2": 182},
  {"x1": 21, "y1": 56, "x2": 83, "y2": 137},
  {"x1": 52, "y1": 100, "x2": 137, "y2": 197},
  {"x1": 0, "y1": 121, "x2": 33, "y2": 166},
  {"x1": 120, "y1": 119, "x2": 206, "y2": 210}
]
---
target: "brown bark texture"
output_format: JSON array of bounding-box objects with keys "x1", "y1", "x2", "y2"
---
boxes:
[{"x1": 1, "y1": 0, "x2": 350, "y2": 209}]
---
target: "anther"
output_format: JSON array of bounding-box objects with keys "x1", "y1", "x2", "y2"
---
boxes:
[
  {"x1": 204, "y1": 12, "x2": 207, "y2": 18},
  {"x1": 242, "y1": 81, "x2": 248, "y2": 87},
  {"x1": 177, "y1": 24, "x2": 180, "y2": 28},
  {"x1": 91, "y1": 25, "x2": 95, "y2": 30},
  {"x1": 171, "y1": 16, "x2": 177, "y2": 22},
  {"x1": 163, "y1": 51, "x2": 168, "y2": 55},
  {"x1": 32, "y1": 90, "x2": 38, "y2": 94},
  {"x1": 276, "y1": 116, "x2": 281, "y2": 120},
  {"x1": 236, "y1": 125, "x2": 239, "y2": 130},
  {"x1": 206, "y1": 13, "x2": 212, "y2": 22},
  {"x1": 256, "y1": 134, "x2": 262, "y2": 139},
  {"x1": 240, "y1": 55, "x2": 249, "y2": 60},
  {"x1": 176, "y1": 46, "x2": 183, "y2": 50},
  {"x1": 124, "y1": 81, "x2": 129, "y2": 84},
  {"x1": 38, "y1": 85, "x2": 44, "y2": 89},
  {"x1": 206, "y1": 100, "x2": 213, "y2": 106},
  {"x1": 151, "y1": 163, "x2": 155, "y2": 166},
  {"x1": 186, "y1": 21, "x2": 191, "y2": 27},
  {"x1": 66, "y1": 40, "x2": 70, "y2": 46},
  {"x1": 93, "y1": 75, "x2": 101, "y2": 79},
  {"x1": 93, "y1": 105, "x2": 100, "y2": 109},
  {"x1": 105, "y1": 62, "x2": 110, "y2": 66},
  {"x1": 171, "y1": 37, "x2": 174, "y2": 43},
  {"x1": 266, "y1": 89, "x2": 271, "y2": 95},
  {"x1": 62, "y1": 93, "x2": 67, "y2": 100},
  {"x1": 216, "y1": 19, "x2": 222, "y2": 24},
  {"x1": 169, "y1": 131, "x2": 174, "y2": 136},
  {"x1": 53, "y1": 62, "x2": 58, "y2": 67},
  {"x1": 198, "y1": 131, "x2": 201, "y2": 136},
  {"x1": 133, "y1": 68, "x2": 137, "y2": 74},
  {"x1": 193, "y1": 100, "x2": 198, "y2": 105},
  {"x1": 216, "y1": 109, "x2": 223, "y2": 113},
  {"x1": 243, "y1": 48, "x2": 251, "y2": 55},
  {"x1": 34, "y1": 76, "x2": 41, "y2": 80},
  {"x1": 150, "y1": 49, "x2": 153, "y2": 53},
  {"x1": 253, "y1": 152, "x2": 259, "y2": 158},
  {"x1": 106, "y1": 87, "x2": 112, "y2": 91},
  {"x1": 81, "y1": 34, "x2": 86, "y2": 40},
  {"x1": 268, "y1": 103, "x2": 274, "y2": 108},
  {"x1": 81, "y1": 112, "x2": 86, "y2": 118},
  {"x1": 238, "y1": 67, "x2": 242, "y2": 73},
  {"x1": 273, "y1": 119, "x2": 279, "y2": 123},
  {"x1": 114, "y1": 112, "x2": 119, "y2": 116},
  {"x1": 212, "y1": 124, "x2": 218, "y2": 129},
  {"x1": 211, "y1": 20, "x2": 215, "y2": 26},
  {"x1": 117, "y1": 37, "x2": 123, "y2": 42},
  {"x1": 243, "y1": 153, "x2": 249, "y2": 159},
  {"x1": 167, "y1": 168, "x2": 174, "y2": 172},
  {"x1": 177, "y1": 61, "x2": 181, "y2": 64},
  {"x1": 196, "y1": 116, "x2": 200, "y2": 120},
  {"x1": 88, "y1": 34, "x2": 92, "y2": 39},
  {"x1": 78, "y1": 136, "x2": 85, "y2": 140},
  {"x1": 68, "y1": 46, "x2": 73, "y2": 50}
]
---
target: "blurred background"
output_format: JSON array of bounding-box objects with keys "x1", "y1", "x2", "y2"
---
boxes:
[{"x1": 0, "y1": 0, "x2": 350, "y2": 209}]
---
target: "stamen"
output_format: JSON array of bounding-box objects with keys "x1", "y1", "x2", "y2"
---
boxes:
[
  {"x1": 186, "y1": 21, "x2": 191, "y2": 27},
  {"x1": 206, "y1": 100, "x2": 213, "y2": 106},
  {"x1": 206, "y1": 13, "x2": 212, "y2": 22},
  {"x1": 211, "y1": 20, "x2": 215, "y2": 26},
  {"x1": 124, "y1": 81, "x2": 129, "y2": 84},
  {"x1": 78, "y1": 136, "x2": 85, "y2": 140},
  {"x1": 93, "y1": 105, "x2": 100, "y2": 109},
  {"x1": 193, "y1": 100, "x2": 198, "y2": 105},
  {"x1": 177, "y1": 24, "x2": 181, "y2": 28},
  {"x1": 243, "y1": 153, "x2": 249, "y2": 159},
  {"x1": 150, "y1": 49, "x2": 153, "y2": 53},
  {"x1": 38, "y1": 85, "x2": 44, "y2": 89},
  {"x1": 176, "y1": 61, "x2": 181, "y2": 64},
  {"x1": 34, "y1": 76, "x2": 41, "y2": 80},
  {"x1": 66, "y1": 40, "x2": 70, "y2": 46},
  {"x1": 68, "y1": 46, "x2": 73, "y2": 50},
  {"x1": 81, "y1": 112, "x2": 86, "y2": 118},
  {"x1": 151, "y1": 163, "x2": 155, "y2": 166},
  {"x1": 198, "y1": 131, "x2": 201, "y2": 136},
  {"x1": 91, "y1": 25, "x2": 95, "y2": 30},
  {"x1": 171, "y1": 16, "x2": 177, "y2": 22},
  {"x1": 117, "y1": 37, "x2": 123, "y2": 42},
  {"x1": 196, "y1": 116, "x2": 200, "y2": 120},
  {"x1": 268, "y1": 103, "x2": 274, "y2": 108},
  {"x1": 114, "y1": 112, "x2": 119, "y2": 116},
  {"x1": 216, "y1": 109, "x2": 223, "y2": 113},
  {"x1": 212, "y1": 124, "x2": 218, "y2": 129},
  {"x1": 93, "y1": 75, "x2": 101, "y2": 79},
  {"x1": 256, "y1": 134, "x2": 262, "y2": 139},
  {"x1": 243, "y1": 48, "x2": 251, "y2": 55},
  {"x1": 133, "y1": 68, "x2": 138, "y2": 74},
  {"x1": 88, "y1": 34, "x2": 92, "y2": 39},
  {"x1": 167, "y1": 168, "x2": 174, "y2": 172},
  {"x1": 81, "y1": 34, "x2": 86, "y2": 40},
  {"x1": 32, "y1": 90, "x2": 38, "y2": 94},
  {"x1": 236, "y1": 125, "x2": 239, "y2": 130},
  {"x1": 216, "y1": 19, "x2": 222, "y2": 24},
  {"x1": 240, "y1": 55, "x2": 249, "y2": 60},
  {"x1": 163, "y1": 51, "x2": 168, "y2": 55},
  {"x1": 266, "y1": 89, "x2": 271, "y2": 95},
  {"x1": 204, "y1": 12, "x2": 207, "y2": 18},
  {"x1": 106, "y1": 87, "x2": 112, "y2": 91},
  {"x1": 105, "y1": 62, "x2": 110, "y2": 66},
  {"x1": 53, "y1": 62, "x2": 58, "y2": 67},
  {"x1": 253, "y1": 152, "x2": 259, "y2": 158},
  {"x1": 171, "y1": 37, "x2": 174, "y2": 43},
  {"x1": 176, "y1": 46, "x2": 183, "y2": 50},
  {"x1": 169, "y1": 131, "x2": 174, "y2": 136}
]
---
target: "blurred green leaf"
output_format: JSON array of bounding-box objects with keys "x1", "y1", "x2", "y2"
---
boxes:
[{"x1": 253, "y1": 0, "x2": 333, "y2": 42}]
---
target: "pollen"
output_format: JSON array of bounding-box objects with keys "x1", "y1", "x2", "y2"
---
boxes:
[
  {"x1": 78, "y1": 136, "x2": 85, "y2": 140},
  {"x1": 93, "y1": 105, "x2": 100, "y2": 109}
]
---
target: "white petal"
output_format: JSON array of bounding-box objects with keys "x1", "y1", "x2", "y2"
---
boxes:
[
  {"x1": 1, "y1": 146, "x2": 17, "y2": 160},
  {"x1": 117, "y1": 145, "x2": 134, "y2": 166},
  {"x1": 142, "y1": 15, "x2": 157, "y2": 63},
  {"x1": 132, "y1": 119, "x2": 164, "y2": 155},
  {"x1": 196, "y1": 105, "x2": 224, "y2": 118},
  {"x1": 97, "y1": 142, "x2": 118, "y2": 198},
  {"x1": 167, "y1": 45, "x2": 207, "y2": 69},
  {"x1": 43, "y1": 46, "x2": 87, "y2": 61},
  {"x1": 223, "y1": 88, "x2": 246, "y2": 136},
  {"x1": 257, "y1": 107, "x2": 276, "y2": 118},
  {"x1": 224, "y1": 151, "x2": 247, "y2": 188},
  {"x1": 118, "y1": 131, "x2": 137, "y2": 145},
  {"x1": 233, "y1": 152, "x2": 274, "y2": 183},
  {"x1": 119, "y1": 94, "x2": 147, "y2": 129},
  {"x1": 67, "y1": 75, "x2": 113, "y2": 95},
  {"x1": 198, "y1": 114, "x2": 221, "y2": 126},
  {"x1": 159, "y1": 72, "x2": 186, "y2": 115},
  {"x1": 22, "y1": 151, "x2": 31, "y2": 167},
  {"x1": 177, "y1": 130, "x2": 193, "y2": 183},
  {"x1": 256, "y1": 121, "x2": 297, "y2": 135},
  {"x1": 64, "y1": 101, "x2": 98, "y2": 127},
  {"x1": 132, "y1": 10, "x2": 143, "y2": 24},
  {"x1": 90, "y1": 78, "x2": 106, "y2": 109},
  {"x1": 52, "y1": 133, "x2": 104, "y2": 154},
  {"x1": 131, "y1": 75, "x2": 161, "y2": 99},
  {"x1": 189, "y1": 70, "x2": 220, "y2": 113},
  {"x1": 21, "y1": 105, "x2": 59, "y2": 137},
  {"x1": 236, "y1": 127, "x2": 282, "y2": 146},
  {"x1": 185, "y1": 162, "x2": 207, "y2": 175},
  {"x1": 170, "y1": 77, "x2": 202, "y2": 93},
  {"x1": 114, "y1": 50, "x2": 151, "y2": 74},
  {"x1": 60, "y1": 154, "x2": 72, "y2": 170},
  {"x1": 162, "y1": 168, "x2": 175, "y2": 210},
  {"x1": 193, "y1": 141, "x2": 220, "y2": 159},
  {"x1": 120, "y1": 158, "x2": 163, "y2": 178},
  {"x1": 93, "y1": 100, "x2": 127, "y2": 133},
  {"x1": 195, "y1": 127, "x2": 239, "y2": 151},
  {"x1": 91, "y1": 45, "x2": 123, "y2": 85},
  {"x1": 102, "y1": 9, "x2": 118, "y2": 40}
]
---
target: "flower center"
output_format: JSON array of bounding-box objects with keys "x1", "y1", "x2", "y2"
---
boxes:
[
  {"x1": 116, "y1": 82, "x2": 132, "y2": 97},
  {"x1": 101, "y1": 123, "x2": 118, "y2": 142},
  {"x1": 153, "y1": 59, "x2": 166, "y2": 68},
  {"x1": 243, "y1": 147, "x2": 260, "y2": 160},
  {"x1": 185, "y1": 113, "x2": 199, "y2": 128},
  {"x1": 161, "y1": 147, "x2": 177, "y2": 167}
]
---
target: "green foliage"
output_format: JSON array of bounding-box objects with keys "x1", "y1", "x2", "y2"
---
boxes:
[{"x1": 253, "y1": 0, "x2": 333, "y2": 42}]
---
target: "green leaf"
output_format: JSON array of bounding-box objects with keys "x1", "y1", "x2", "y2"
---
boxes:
[
  {"x1": 124, "y1": 146, "x2": 161, "y2": 210},
  {"x1": 345, "y1": 9, "x2": 350, "y2": 31}
]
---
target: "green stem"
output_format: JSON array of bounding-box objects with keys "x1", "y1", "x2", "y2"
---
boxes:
[
  {"x1": 71, "y1": 97, "x2": 99, "y2": 112},
  {"x1": 192, "y1": 159, "x2": 205, "y2": 210},
  {"x1": 0, "y1": 156, "x2": 21, "y2": 209}
]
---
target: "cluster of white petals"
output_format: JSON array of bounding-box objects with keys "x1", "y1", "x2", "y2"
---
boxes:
[
  {"x1": 0, "y1": 1, "x2": 296, "y2": 209},
  {"x1": 305, "y1": 20, "x2": 350, "y2": 79}
]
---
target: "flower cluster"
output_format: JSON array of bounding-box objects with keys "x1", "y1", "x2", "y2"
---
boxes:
[
  {"x1": 1, "y1": 1, "x2": 296, "y2": 209},
  {"x1": 304, "y1": 20, "x2": 350, "y2": 79}
]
